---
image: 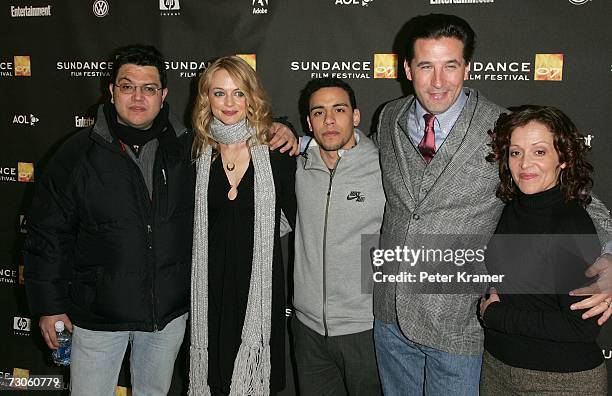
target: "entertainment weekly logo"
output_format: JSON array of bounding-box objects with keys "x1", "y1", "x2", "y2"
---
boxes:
[
  {"x1": 430, "y1": 0, "x2": 493, "y2": 3},
  {"x1": 290, "y1": 54, "x2": 397, "y2": 80},
  {"x1": 10, "y1": 5, "x2": 52, "y2": 17},
  {"x1": 0, "y1": 56, "x2": 31, "y2": 77},
  {"x1": 467, "y1": 54, "x2": 563, "y2": 82},
  {"x1": 75, "y1": 115, "x2": 95, "y2": 128}
]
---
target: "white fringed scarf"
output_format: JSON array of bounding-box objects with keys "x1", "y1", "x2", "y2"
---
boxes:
[{"x1": 189, "y1": 118, "x2": 275, "y2": 396}]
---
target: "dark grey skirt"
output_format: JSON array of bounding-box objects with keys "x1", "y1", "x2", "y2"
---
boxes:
[{"x1": 480, "y1": 350, "x2": 607, "y2": 396}]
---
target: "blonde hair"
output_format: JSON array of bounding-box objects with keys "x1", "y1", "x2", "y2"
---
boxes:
[{"x1": 192, "y1": 56, "x2": 273, "y2": 157}]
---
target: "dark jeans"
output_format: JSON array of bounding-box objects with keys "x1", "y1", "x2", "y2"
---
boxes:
[{"x1": 291, "y1": 317, "x2": 382, "y2": 396}]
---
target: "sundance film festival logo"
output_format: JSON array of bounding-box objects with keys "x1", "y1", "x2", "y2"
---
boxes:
[
  {"x1": 160, "y1": 0, "x2": 180, "y2": 16},
  {"x1": 291, "y1": 54, "x2": 396, "y2": 80},
  {"x1": 166, "y1": 54, "x2": 253, "y2": 78},
  {"x1": 166, "y1": 60, "x2": 212, "y2": 78},
  {"x1": 373, "y1": 54, "x2": 397, "y2": 79},
  {"x1": 533, "y1": 54, "x2": 563, "y2": 81},
  {"x1": 583, "y1": 134, "x2": 594, "y2": 148},
  {"x1": 0, "y1": 56, "x2": 31, "y2": 77},
  {"x1": 569, "y1": 0, "x2": 590, "y2": 4},
  {"x1": 468, "y1": 54, "x2": 564, "y2": 82},
  {"x1": 57, "y1": 60, "x2": 113, "y2": 77},
  {"x1": 334, "y1": 0, "x2": 374, "y2": 6},
  {"x1": 93, "y1": 0, "x2": 108, "y2": 17},
  {"x1": 468, "y1": 59, "x2": 531, "y2": 81},
  {"x1": 0, "y1": 267, "x2": 18, "y2": 284},
  {"x1": 292, "y1": 60, "x2": 372, "y2": 79},
  {"x1": 0, "y1": 163, "x2": 34, "y2": 183},
  {"x1": 237, "y1": 54, "x2": 256, "y2": 70},
  {"x1": 252, "y1": 0, "x2": 268, "y2": 14},
  {"x1": 13, "y1": 317, "x2": 31, "y2": 335},
  {"x1": 10, "y1": 5, "x2": 52, "y2": 17},
  {"x1": 12, "y1": 114, "x2": 39, "y2": 127}
]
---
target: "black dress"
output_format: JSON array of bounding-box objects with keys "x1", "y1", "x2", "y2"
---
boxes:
[{"x1": 207, "y1": 150, "x2": 296, "y2": 395}]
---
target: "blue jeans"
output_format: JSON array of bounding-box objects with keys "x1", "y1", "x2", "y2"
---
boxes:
[
  {"x1": 70, "y1": 313, "x2": 187, "y2": 396},
  {"x1": 373, "y1": 320, "x2": 481, "y2": 396}
]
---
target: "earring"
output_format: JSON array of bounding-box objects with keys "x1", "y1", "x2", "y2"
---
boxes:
[
  {"x1": 559, "y1": 170, "x2": 565, "y2": 186},
  {"x1": 507, "y1": 177, "x2": 515, "y2": 191}
]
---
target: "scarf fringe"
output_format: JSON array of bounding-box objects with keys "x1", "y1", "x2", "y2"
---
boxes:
[
  {"x1": 188, "y1": 346, "x2": 211, "y2": 396},
  {"x1": 229, "y1": 343, "x2": 271, "y2": 396}
]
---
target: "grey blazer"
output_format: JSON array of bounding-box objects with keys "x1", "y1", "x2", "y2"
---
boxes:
[{"x1": 373, "y1": 88, "x2": 611, "y2": 354}]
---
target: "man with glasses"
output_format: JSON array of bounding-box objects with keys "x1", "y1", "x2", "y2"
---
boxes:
[
  {"x1": 23, "y1": 44, "x2": 297, "y2": 395},
  {"x1": 24, "y1": 44, "x2": 191, "y2": 395}
]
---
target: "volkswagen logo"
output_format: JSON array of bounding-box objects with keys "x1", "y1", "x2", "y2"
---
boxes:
[{"x1": 93, "y1": 0, "x2": 109, "y2": 17}]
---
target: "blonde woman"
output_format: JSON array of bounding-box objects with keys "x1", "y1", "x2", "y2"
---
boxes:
[{"x1": 189, "y1": 56, "x2": 296, "y2": 395}]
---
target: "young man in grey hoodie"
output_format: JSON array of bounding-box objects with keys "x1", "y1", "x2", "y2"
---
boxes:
[{"x1": 292, "y1": 77, "x2": 385, "y2": 395}]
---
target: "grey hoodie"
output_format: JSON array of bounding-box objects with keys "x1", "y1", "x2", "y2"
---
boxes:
[{"x1": 293, "y1": 130, "x2": 385, "y2": 336}]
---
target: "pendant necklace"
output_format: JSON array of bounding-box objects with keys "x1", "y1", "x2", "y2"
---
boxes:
[{"x1": 224, "y1": 151, "x2": 238, "y2": 171}]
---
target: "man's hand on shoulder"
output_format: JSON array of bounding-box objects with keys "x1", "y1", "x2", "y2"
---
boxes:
[
  {"x1": 269, "y1": 122, "x2": 299, "y2": 156},
  {"x1": 39, "y1": 314, "x2": 73, "y2": 349}
]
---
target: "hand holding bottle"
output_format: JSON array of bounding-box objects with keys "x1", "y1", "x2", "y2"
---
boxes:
[{"x1": 39, "y1": 314, "x2": 72, "y2": 349}]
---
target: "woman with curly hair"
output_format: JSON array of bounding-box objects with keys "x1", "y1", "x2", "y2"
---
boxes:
[
  {"x1": 479, "y1": 105, "x2": 607, "y2": 395},
  {"x1": 189, "y1": 56, "x2": 296, "y2": 395}
]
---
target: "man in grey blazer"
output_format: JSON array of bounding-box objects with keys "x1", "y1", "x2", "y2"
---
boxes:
[{"x1": 372, "y1": 13, "x2": 612, "y2": 395}]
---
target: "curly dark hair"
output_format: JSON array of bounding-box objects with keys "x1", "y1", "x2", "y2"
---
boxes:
[{"x1": 486, "y1": 105, "x2": 593, "y2": 206}]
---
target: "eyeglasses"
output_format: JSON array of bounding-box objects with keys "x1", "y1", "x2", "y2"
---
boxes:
[{"x1": 114, "y1": 83, "x2": 163, "y2": 96}]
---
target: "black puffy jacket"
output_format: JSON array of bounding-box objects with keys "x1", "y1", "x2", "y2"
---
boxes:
[{"x1": 24, "y1": 106, "x2": 194, "y2": 331}]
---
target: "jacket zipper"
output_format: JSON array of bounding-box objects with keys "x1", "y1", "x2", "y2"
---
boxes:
[
  {"x1": 322, "y1": 157, "x2": 341, "y2": 337},
  {"x1": 146, "y1": 223, "x2": 157, "y2": 331},
  {"x1": 121, "y1": 148, "x2": 160, "y2": 331}
]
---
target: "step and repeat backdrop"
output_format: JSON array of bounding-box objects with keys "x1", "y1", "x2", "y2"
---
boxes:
[{"x1": 2, "y1": 0, "x2": 612, "y2": 394}]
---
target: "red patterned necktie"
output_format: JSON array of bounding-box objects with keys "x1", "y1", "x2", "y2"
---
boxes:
[{"x1": 418, "y1": 113, "x2": 436, "y2": 164}]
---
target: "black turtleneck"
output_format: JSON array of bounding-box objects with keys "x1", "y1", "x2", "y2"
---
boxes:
[{"x1": 483, "y1": 185, "x2": 604, "y2": 372}]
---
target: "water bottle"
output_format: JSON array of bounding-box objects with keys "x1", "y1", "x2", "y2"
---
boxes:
[{"x1": 51, "y1": 320, "x2": 71, "y2": 366}]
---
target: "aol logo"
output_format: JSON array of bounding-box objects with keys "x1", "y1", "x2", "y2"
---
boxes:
[
  {"x1": 93, "y1": 0, "x2": 109, "y2": 17},
  {"x1": 335, "y1": 0, "x2": 374, "y2": 6},
  {"x1": 13, "y1": 114, "x2": 39, "y2": 126}
]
